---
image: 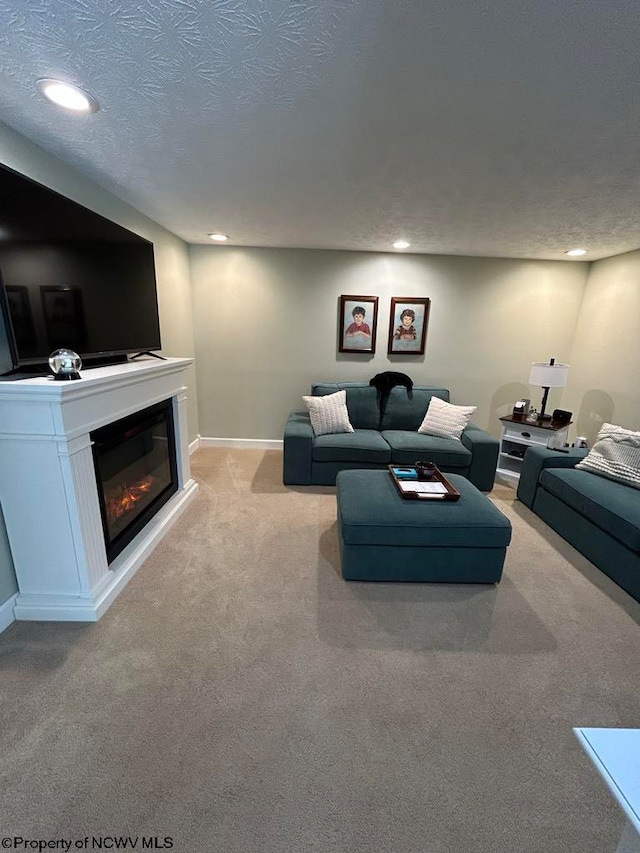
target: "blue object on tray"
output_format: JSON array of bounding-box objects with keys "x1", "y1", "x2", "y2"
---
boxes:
[{"x1": 391, "y1": 467, "x2": 418, "y2": 479}]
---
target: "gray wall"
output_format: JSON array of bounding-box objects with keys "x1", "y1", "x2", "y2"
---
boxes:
[
  {"x1": 0, "y1": 122, "x2": 198, "y2": 607},
  {"x1": 563, "y1": 249, "x2": 640, "y2": 443},
  {"x1": 190, "y1": 246, "x2": 589, "y2": 439}
]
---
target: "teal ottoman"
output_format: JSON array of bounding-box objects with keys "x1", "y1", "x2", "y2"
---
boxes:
[{"x1": 336, "y1": 470, "x2": 512, "y2": 582}]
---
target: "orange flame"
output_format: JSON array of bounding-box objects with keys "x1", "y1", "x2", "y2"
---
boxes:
[{"x1": 106, "y1": 475, "x2": 154, "y2": 522}]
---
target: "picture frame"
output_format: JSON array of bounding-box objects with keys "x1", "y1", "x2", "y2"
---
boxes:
[
  {"x1": 41, "y1": 286, "x2": 88, "y2": 351},
  {"x1": 339, "y1": 295, "x2": 378, "y2": 353},
  {"x1": 387, "y1": 297, "x2": 430, "y2": 355},
  {"x1": 5, "y1": 285, "x2": 37, "y2": 353}
]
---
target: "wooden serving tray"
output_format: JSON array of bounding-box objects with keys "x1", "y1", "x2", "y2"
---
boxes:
[{"x1": 387, "y1": 465, "x2": 461, "y2": 501}]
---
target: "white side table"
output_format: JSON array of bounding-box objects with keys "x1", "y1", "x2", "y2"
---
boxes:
[
  {"x1": 574, "y1": 727, "x2": 640, "y2": 852},
  {"x1": 496, "y1": 414, "x2": 571, "y2": 487}
]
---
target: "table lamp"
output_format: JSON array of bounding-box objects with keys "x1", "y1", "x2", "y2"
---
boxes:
[{"x1": 528, "y1": 358, "x2": 569, "y2": 421}]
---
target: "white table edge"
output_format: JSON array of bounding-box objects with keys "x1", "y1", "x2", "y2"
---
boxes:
[{"x1": 573, "y1": 727, "x2": 640, "y2": 834}]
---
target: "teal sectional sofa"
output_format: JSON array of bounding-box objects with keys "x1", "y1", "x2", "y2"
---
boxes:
[
  {"x1": 517, "y1": 445, "x2": 640, "y2": 604},
  {"x1": 283, "y1": 382, "x2": 499, "y2": 491}
]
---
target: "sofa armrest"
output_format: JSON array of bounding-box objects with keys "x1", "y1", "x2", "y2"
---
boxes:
[
  {"x1": 283, "y1": 411, "x2": 315, "y2": 485},
  {"x1": 460, "y1": 423, "x2": 500, "y2": 491},
  {"x1": 516, "y1": 446, "x2": 588, "y2": 508}
]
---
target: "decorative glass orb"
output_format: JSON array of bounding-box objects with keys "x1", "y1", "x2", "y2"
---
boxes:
[{"x1": 48, "y1": 348, "x2": 82, "y2": 380}]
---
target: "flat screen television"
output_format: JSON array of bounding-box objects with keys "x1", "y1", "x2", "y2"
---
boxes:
[{"x1": 0, "y1": 162, "x2": 161, "y2": 376}]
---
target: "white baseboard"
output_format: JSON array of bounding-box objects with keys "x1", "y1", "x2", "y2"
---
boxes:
[
  {"x1": 199, "y1": 437, "x2": 283, "y2": 450},
  {"x1": 0, "y1": 593, "x2": 17, "y2": 634},
  {"x1": 189, "y1": 436, "x2": 200, "y2": 454}
]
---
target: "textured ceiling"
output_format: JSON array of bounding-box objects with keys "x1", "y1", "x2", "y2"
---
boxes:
[{"x1": 1, "y1": 0, "x2": 640, "y2": 260}]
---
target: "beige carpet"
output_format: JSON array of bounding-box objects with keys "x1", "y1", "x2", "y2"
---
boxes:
[{"x1": 1, "y1": 447, "x2": 640, "y2": 852}]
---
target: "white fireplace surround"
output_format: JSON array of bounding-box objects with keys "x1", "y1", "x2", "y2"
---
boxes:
[{"x1": 0, "y1": 357, "x2": 198, "y2": 622}]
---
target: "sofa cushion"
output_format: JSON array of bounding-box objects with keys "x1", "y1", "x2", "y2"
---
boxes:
[
  {"x1": 312, "y1": 429, "x2": 392, "y2": 464},
  {"x1": 382, "y1": 430, "x2": 472, "y2": 467},
  {"x1": 380, "y1": 386, "x2": 450, "y2": 431},
  {"x1": 312, "y1": 383, "x2": 380, "y2": 430},
  {"x1": 576, "y1": 422, "x2": 640, "y2": 490},
  {"x1": 539, "y1": 468, "x2": 640, "y2": 553},
  {"x1": 302, "y1": 389, "x2": 354, "y2": 436},
  {"x1": 418, "y1": 396, "x2": 477, "y2": 440}
]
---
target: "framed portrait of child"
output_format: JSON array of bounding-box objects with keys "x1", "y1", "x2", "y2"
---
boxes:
[
  {"x1": 387, "y1": 297, "x2": 430, "y2": 355},
  {"x1": 338, "y1": 295, "x2": 378, "y2": 353}
]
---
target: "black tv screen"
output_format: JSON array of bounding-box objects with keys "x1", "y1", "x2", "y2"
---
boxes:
[{"x1": 0, "y1": 162, "x2": 161, "y2": 373}]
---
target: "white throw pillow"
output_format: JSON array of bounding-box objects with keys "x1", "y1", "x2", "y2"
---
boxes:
[
  {"x1": 302, "y1": 389, "x2": 354, "y2": 437},
  {"x1": 576, "y1": 423, "x2": 640, "y2": 489},
  {"x1": 418, "y1": 395, "x2": 476, "y2": 441}
]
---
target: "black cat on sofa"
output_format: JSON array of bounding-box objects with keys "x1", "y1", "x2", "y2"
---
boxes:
[{"x1": 369, "y1": 371, "x2": 413, "y2": 420}]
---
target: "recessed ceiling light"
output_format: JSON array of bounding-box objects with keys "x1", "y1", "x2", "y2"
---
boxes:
[
  {"x1": 564, "y1": 248, "x2": 587, "y2": 257},
  {"x1": 392, "y1": 239, "x2": 410, "y2": 250},
  {"x1": 36, "y1": 78, "x2": 99, "y2": 113},
  {"x1": 208, "y1": 233, "x2": 229, "y2": 242}
]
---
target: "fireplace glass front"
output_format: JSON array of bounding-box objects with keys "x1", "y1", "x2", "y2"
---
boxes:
[{"x1": 91, "y1": 399, "x2": 178, "y2": 564}]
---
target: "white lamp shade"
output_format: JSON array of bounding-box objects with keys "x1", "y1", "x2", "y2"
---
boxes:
[{"x1": 529, "y1": 362, "x2": 569, "y2": 388}]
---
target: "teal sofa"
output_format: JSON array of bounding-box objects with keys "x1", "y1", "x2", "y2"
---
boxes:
[
  {"x1": 283, "y1": 382, "x2": 499, "y2": 491},
  {"x1": 517, "y1": 446, "x2": 640, "y2": 604}
]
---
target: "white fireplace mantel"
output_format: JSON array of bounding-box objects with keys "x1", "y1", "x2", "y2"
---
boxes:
[{"x1": 0, "y1": 357, "x2": 199, "y2": 621}]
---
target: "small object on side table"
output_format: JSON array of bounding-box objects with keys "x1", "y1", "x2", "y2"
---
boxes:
[{"x1": 552, "y1": 408, "x2": 572, "y2": 425}]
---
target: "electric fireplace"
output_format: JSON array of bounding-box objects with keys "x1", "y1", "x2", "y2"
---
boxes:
[
  {"x1": 92, "y1": 398, "x2": 178, "y2": 564},
  {"x1": 0, "y1": 357, "x2": 197, "y2": 623}
]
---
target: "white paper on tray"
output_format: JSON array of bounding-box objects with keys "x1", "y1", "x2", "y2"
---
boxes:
[{"x1": 398, "y1": 481, "x2": 447, "y2": 494}]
